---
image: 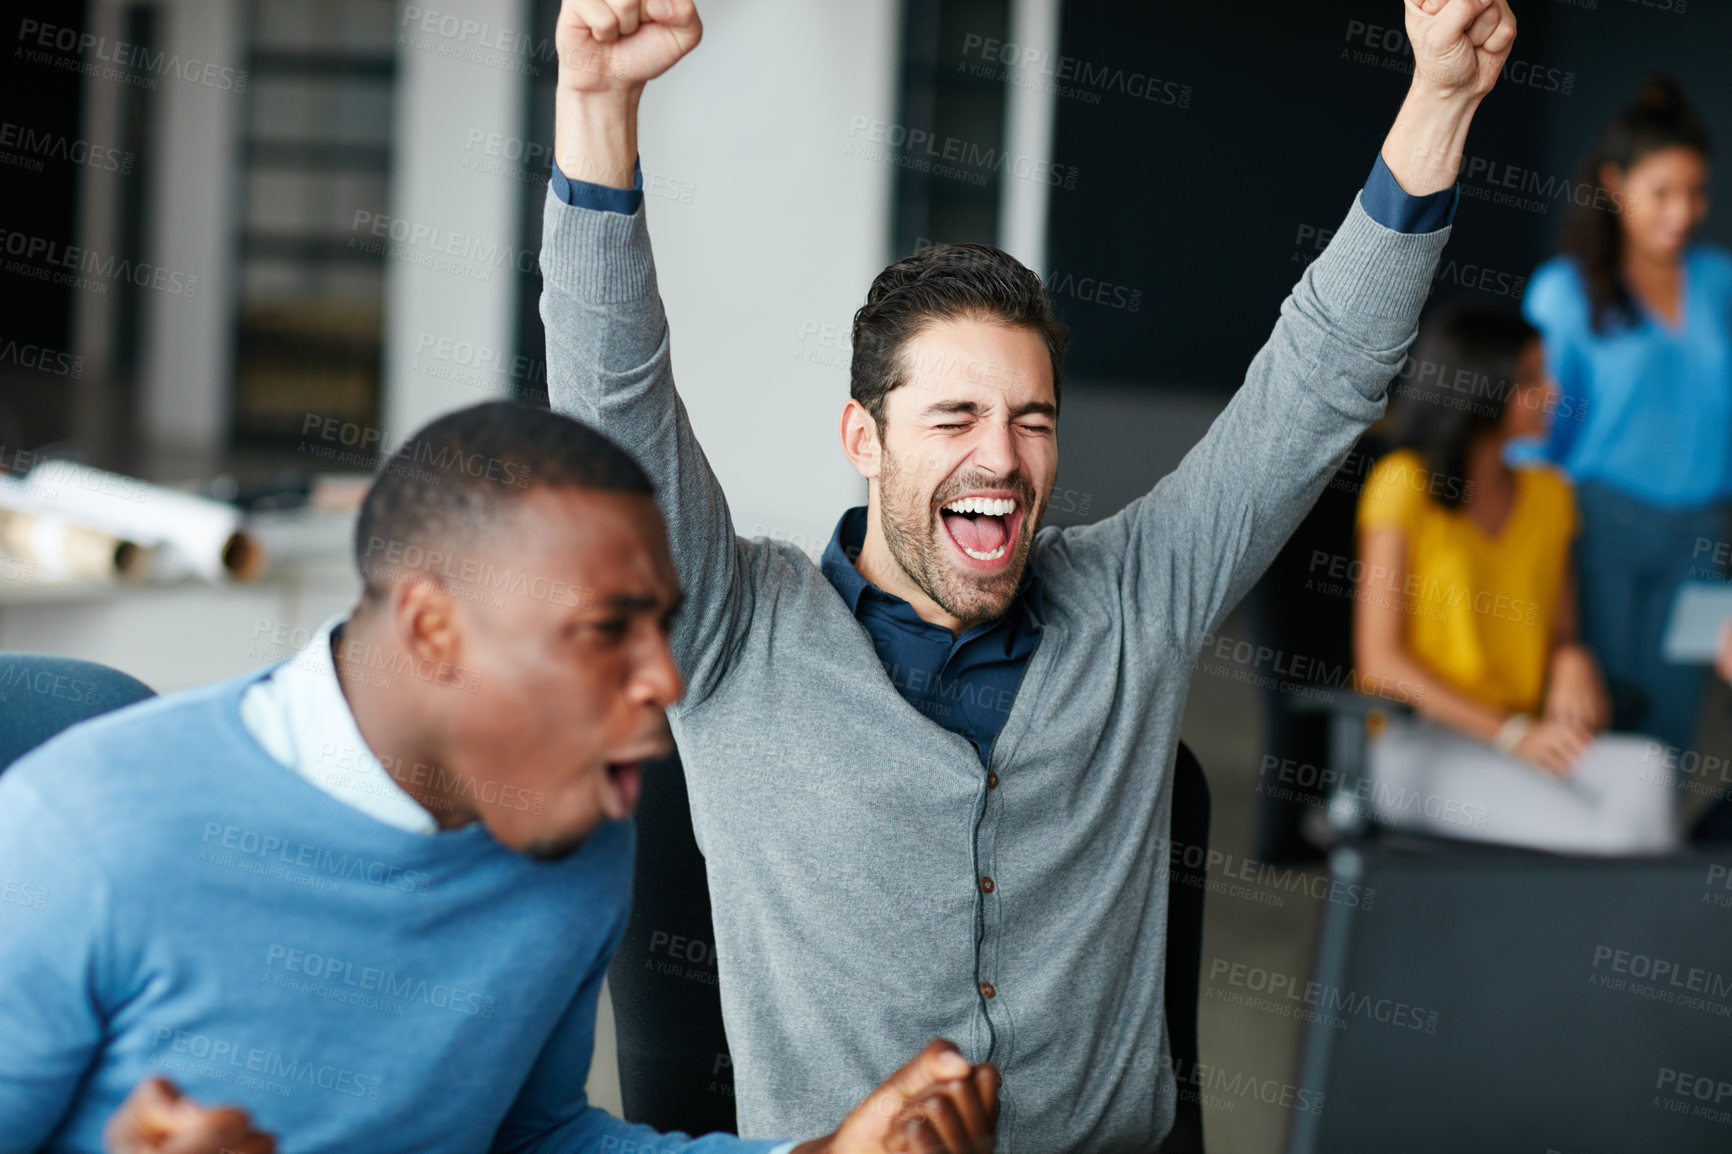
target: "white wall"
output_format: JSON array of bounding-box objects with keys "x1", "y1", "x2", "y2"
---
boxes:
[
  {"x1": 381, "y1": 0, "x2": 531, "y2": 441},
  {"x1": 998, "y1": 0, "x2": 1062, "y2": 272},
  {"x1": 141, "y1": 0, "x2": 245, "y2": 453},
  {"x1": 631, "y1": 0, "x2": 902, "y2": 557}
]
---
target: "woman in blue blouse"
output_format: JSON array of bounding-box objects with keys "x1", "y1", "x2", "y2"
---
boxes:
[{"x1": 1523, "y1": 76, "x2": 1732, "y2": 768}]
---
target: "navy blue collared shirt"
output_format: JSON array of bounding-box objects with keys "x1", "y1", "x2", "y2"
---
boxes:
[{"x1": 820, "y1": 507, "x2": 1043, "y2": 766}]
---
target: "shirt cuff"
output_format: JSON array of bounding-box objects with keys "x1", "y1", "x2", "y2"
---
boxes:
[
  {"x1": 550, "y1": 155, "x2": 644, "y2": 215},
  {"x1": 766, "y1": 1143, "x2": 798, "y2": 1154},
  {"x1": 1360, "y1": 153, "x2": 1458, "y2": 234}
]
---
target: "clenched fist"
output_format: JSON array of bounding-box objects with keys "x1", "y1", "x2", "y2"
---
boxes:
[
  {"x1": 556, "y1": 0, "x2": 703, "y2": 96},
  {"x1": 794, "y1": 1040, "x2": 1001, "y2": 1154},
  {"x1": 104, "y1": 1077, "x2": 276, "y2": 1154},
  {"x1": 1403, "y1": 0, "x2": 1518, "y2": 100}
]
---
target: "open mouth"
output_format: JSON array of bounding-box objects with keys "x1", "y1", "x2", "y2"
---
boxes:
[
  {"x1": 601, "y1": 760, "x2": 644, "y2": 820},
  {"x1": 939, "y1": 494, "x2": 1023, "y2": 570}
]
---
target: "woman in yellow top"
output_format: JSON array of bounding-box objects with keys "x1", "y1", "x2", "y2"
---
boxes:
[{"x1": 1353, "y1": 304, "x2": 1675, "y2": 853}]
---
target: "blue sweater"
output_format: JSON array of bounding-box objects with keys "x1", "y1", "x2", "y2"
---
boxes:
[
  {"x1": 0, "y1": 671, "x2": 782, "y2": 1154},
  {"x1": 1523, "y1": 246, "x2": 1732, "y2": 507}
]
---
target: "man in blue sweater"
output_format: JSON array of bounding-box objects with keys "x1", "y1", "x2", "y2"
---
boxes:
[
  {"x1": 0, "y1": 403, "x2": 997, "y2": 1153},
  {"x1": 541, "y1": 0, "x2": 1516, "y2": 1148}
]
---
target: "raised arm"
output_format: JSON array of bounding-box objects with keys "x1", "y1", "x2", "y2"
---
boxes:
[
  {"x1": 1051, "y1": 0, "x2": 1517, "y2": 651},
  {"x1": 538, "y1": 0, "x2": 747, "y2": 705}
]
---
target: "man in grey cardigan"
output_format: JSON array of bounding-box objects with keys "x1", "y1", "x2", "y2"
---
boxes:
[{"x1": 540, "y1": 0, "x2": 1517, "y2": 1148}]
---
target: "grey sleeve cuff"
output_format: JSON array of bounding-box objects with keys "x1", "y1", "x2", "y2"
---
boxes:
[
  {"x1": 538, "y1": 184, "x2": 658, "y2": 305},
  {"x1": 1298, "y1": 191, "x2": 1450, "y2": 368}
]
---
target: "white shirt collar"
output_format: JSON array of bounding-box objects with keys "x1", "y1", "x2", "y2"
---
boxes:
[{"x1": 238, "y1": 613, "x2": 440, "y2": 835}]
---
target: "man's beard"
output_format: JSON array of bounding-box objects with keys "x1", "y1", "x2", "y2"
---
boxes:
[{"x1": 877, "y1": 448, "x2": 1040, "y2": 627}]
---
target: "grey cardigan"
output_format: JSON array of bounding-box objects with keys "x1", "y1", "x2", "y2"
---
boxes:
[{"x1": 539, "y1": 187, "x2": 1447, "y2": 1152}]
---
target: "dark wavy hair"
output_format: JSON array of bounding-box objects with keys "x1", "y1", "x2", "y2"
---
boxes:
[
  {"x1": 1387, "y1": 304, "x2": 1540, "y2": 510},
  {"x1": 850, "y1": 243, "x2": 1070, "y2": 430},
  {"x1": 1561, "y1": 75, "x2": 1711, "y2": 334}
]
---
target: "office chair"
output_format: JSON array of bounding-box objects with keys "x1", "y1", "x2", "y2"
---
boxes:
[
  {"x1": 609, "y1": 743, "x2": 1212, "y2": 1153},
  {"x1": 0, "y1": 653, "x2": 156, "y2": 773}
]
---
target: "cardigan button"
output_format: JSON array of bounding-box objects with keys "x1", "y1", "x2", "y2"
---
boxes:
[
  {"x1": 980, "y1": 982, "x2": 997, "y2": 999},
  {"x1": 987, "y1": 772, "x2": 999, "y2": 789},
  {"x1": 980, "y1": 876, "x2": 995, "y2": 893}
]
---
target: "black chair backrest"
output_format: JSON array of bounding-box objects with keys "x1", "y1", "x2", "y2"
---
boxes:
[
  {"x1": 0, "y1": 653, "x2": 156, "y2": 773},
  {"x1": 610, "y1": 743, "x2": 1211, "y2": 1152}
]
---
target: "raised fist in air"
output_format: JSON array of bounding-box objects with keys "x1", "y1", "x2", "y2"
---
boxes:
[{"x1": 556, "y1": 0, "x2": 703, "y2": 95}]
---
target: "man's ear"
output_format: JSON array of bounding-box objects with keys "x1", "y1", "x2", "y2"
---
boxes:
[
  {"x1": 839, "y1": 399, "x2": 883, "y2": 480},
  {"x1": 394, "y1": 575, "x2": 461, "y2": 667}
]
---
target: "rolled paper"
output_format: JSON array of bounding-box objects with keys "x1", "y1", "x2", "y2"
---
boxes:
[
  {"x1": 0, "y1": 510, "x2": 153, "y2": 581},
  {"x1": 8, "y1": 461, "x2": 267, "y2": 582}
]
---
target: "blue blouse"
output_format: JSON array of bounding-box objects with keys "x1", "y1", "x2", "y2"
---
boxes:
[{"x1": 1523, "y1": 246, "x2": 1732, "y2": 508}]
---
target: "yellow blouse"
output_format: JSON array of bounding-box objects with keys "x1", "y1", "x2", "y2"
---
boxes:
[{"x1": 1355, "y1": 449, "x2": 1576, "y2": 714}]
